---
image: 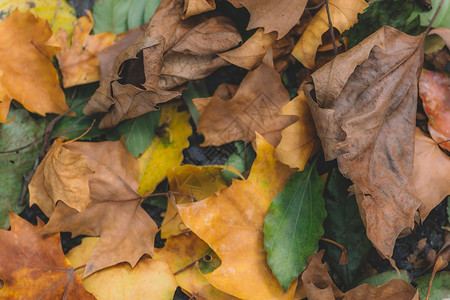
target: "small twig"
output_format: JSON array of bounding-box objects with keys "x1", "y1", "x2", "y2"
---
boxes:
[
  {"x1": 324, "y1": 0, "x2": 338, "y2": 57},
  {"x1": 50, "y1": 0, "x2": 63, "y2": 27},
  {"x1": 305, "y1": 1, "x2": 325, "y2": 11},
  {"x1": 173, "y1": 255, "x2": 211, "y2": 275},
  {"x1": 73, "y1": 264, "x2": 86, "y2": 272},
  {"x1": 436, "y1": 139, "x2": 449, "y2": 145},
  {"x1": 0, "y1": 136, "x2": 43, "y2": 154},
  {"x1": 423, "y1": 0, "x2": 444, "y2": 36},
  {"x1": 147, "y1": 192, "x2": 198, "y2": 203}
]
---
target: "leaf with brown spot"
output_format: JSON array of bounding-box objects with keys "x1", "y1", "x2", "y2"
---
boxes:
[
  {"x1": 83, "y1": 0, "x2": 241, "y2": 128},
  {"x1": 178, "y1": 134, "x2": 297, "y2": 299},
  {"x1": 194, "y1": 50, "x2": 297, "y2": 147},
  {"x1": 0, "y1": 213, "x2": 95, "y2": 299},
  {"x1": 56, "y1": 11, "x2": 116, "y2": 88},
  {"x1": 31, "y1": 139, "x2": 158, "y2": 277},
  {"x1": 304, "y1": 26, "x2": 424, "y2": 257},
  {"x1": 0, "y1": 10, "x2": 70, "y2": 123},
  {"x1": 183, "y1": 0, "x2": 216, "y2": 19}
]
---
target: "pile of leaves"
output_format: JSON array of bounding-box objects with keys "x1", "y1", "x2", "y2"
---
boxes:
[{"x1": 0, "y1": 0, "x2": 449, "y2": 299}]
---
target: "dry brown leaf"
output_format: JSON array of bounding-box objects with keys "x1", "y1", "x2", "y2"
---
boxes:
[
  {"x1": 183, "y1": 0, "x2": 216, "y2": 19},
  {"x1": 238, "y1": 0, "x2": 308, "y2": 39},
  {"x1": 83, "y1": 0, "x2": 241, "y2": 128},
  {"x1": 194, "y1": 50, "x2": 297, "y2": 147},
  {"x1": 342, "y1": 279, "x2": 417, "y2": 300},
  {"x1": 31, "y1": 140, "x2": 157, "y2": 277},
  {"x1": 304, "y1": 26, "x2": 424, "y2": 257},
  {"x1": 0, "y1": 10, "x2": 69, "y2": 123},
  {"x1": 414, "y1": 128, "x2": 450, "y2": 221},
  {"x1": 56, "y1": 11, "x2": 116, "y2": 88}
]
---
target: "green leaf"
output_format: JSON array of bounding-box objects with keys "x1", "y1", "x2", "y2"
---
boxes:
[
  {"x1": 92, "y1": 0, "x2": 132, "y2": 34},
  {"x1": 264, "y1": 162, "x2": 326, "y2": 291},
  {"x1": 144, "y1": 0, "x2": 162, "y2": 23},
  {"x1": 416, "y1": 271, "x2": 450, "y2": 300},
  {"x1": 221, "y1": 141, "x2": 256, "y2": 181},
  {"x1": 323, "y1": 168, "x2": 371, "y2": 288},
  {"x1": 106, "y1": 110, "x2": 160, "y2": 157},
  {"x1": 198, "y1": 248, "x2": 222, "y2": 275},
  {"x1": 359, "y1": 270, "x2": 410, "y2": 286},
  {"x1": 343, "y1": 0, "x2": 421, "y2": 49},
  {"x1": 127, "y1": 0, "x2": 146, "y2": 29},
  {"x1": 182, "y1": 80, "x2": 210, "y2": 126},
  {"x1": 407, "y1": 0, "x2": 450, "y2": 28},
  {"x1": 446, "y1": 196, "x2": 450, "y2": 223},
  {"x1": 0, "y1": 109, "x2": 46, "y2": 229}
]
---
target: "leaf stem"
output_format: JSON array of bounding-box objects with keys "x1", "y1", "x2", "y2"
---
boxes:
[{"x1": 324, "y1": 0, "x2": 338, "y2": 57}]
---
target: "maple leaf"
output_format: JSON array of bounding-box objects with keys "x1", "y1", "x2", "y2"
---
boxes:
[
  {"x1": 0, "y1": 10, "x2": 70, "y2": 123},
  {"x1": 275, "y1": 90, "x2": 321, "y2": 170},
  {"x1": 67, "y1": 237, "x2": 178, "y2": 300},
  {"x1": 413, "y1": 128, "x2": 450, "y2": 221},
  {"x1": 183, "y1": 0, "x2": 216, "y2": 19},
  {"x1": 292, "y1": 0, "x2": 368, "y2": 69},
  {"x1": 194, "y1": 50, "x2": 297, "y2": 147},
  {"x1": 83, "y1": 0, "x2": 241, "y2": 128},
  {"x1": 31, "y1": 139, "x2": 158, "y2": 277},
  {"x1": 0, "y1": 213, "x2": 94, "y2": 299},
  {"x1": 56, "y1": 10, "x2": 116, "y2": 88},
  {"x1": 178, "y1": 133, "x2": 297, "y2": 299},
  {"x1": 304, "y1": 26, "x2": 424, "y2": 258}
]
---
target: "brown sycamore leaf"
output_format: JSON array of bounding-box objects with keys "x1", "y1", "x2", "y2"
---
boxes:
[
  {"x1": 275, "y1": 90, "x2": 320, "y2": 170},
  {"x1": 183, "y1": 0, "x2": 216, "y2": 19},
  {"x1": 56, "y1": 11, "x2": 116, "y2": 88},
  {"x1": 194, "y1": 50, "x2": 297, "y2": 147},
  {"x1": 292, "y1": 0, "x2": 368, "y2": 69},
  {"x1": 83, "y1": 0, "x2": 241, "y2": 128},
  {"x1": 238, "y1": 0, "x2": 308, "y2": 39},
  {"x1": 178, "y1": 134, "x2": 297, "y2": 299},
  {"x1": 0, "y1": 213, "x2": 95, "y2": 299},
  {"x1": 414, "y1": 128, "x2": 450, "y2": 221},
  {"x1": 0, "y1": 10, "x2": 70, "y2": 123},
  {"x1": 31, "y1": 140, "x2": 157, "y2": 277},
  {"x1": 304, "y1": 26, "x2": 424, "y2": 257}
]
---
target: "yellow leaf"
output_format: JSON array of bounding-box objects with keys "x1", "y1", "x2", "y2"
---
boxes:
[
  {"x1": 178, "y1": 133, "x2": 297, "y2": 299},
  {"x1": 0, "y1": 10, "x2": 70, "y2": 123},
  {"x1": 275, "y1": 90, "x2": 321, "y2": 170},
  {"x1": 183, "y1": 0, "x2": 216, "y2": 19},
  {"x1": 162, "y1": 164, "x2": 241, "y2": 238},
  {"x1": 291, "y1": 0, "x2": 367, "y2": 69},
  {"x1": 67, "y1": 237, "x2": 178, "y2": 300},
  {"x1": 0, "y1": 0, "x2": 77, "y2": 35},
  {"x1": 56, "y1": 11, "x2": 116, "y2": 88},
  {"x1": 138, "y1": 102, "x2": 192, "y2": 196}
]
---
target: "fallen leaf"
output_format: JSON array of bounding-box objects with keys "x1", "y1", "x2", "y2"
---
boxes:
[
  {"x1": 162, "y1": 164, "x2": 239, "y2": 238},
  {"x1": 56, "y1": 11, "x2": 116, "y2": 88},
  {"x1": 178, "y1": 133, "x2": 297, "y2": 299},
  {"x1": 264, "y1": 161, "x2": 326, "y2": 291},
  {"x1": 408, "y1": 0, "x2": 450, "y2": 29},
  {"x1": 429, "y1": 28, "x2": 450, "y2": 49},
  {"x1": 415, "y1": 271, "x2": 450, "y2": 300},
  {"x1": 0, "y1": 109, "x2": 46, "y2": 229},
  {"x1": 32, "y1": 139, "x2": 158, "y2": 277},
  {"x1": 0, "y1": 10, "x2": 70, "y2": 123},
  {"x1": 138, "y1": 102, "x2": 192, "y2": 196},
  {"x1": 419, "y1": 69, "x2": 450, "y2": 151},
  {"x1": 414, "y1": 128, "x2": 450, "y2": 221},
  {"x1": 183, "y1": 0, "x2": 216, "y2": 19},
  {"x1": 358, "y1": 270, "x2": 410, "y2": 286},
  {"x1": 238, "y1": 0, "x2": 308, "y2": 39},
  {"x1": 275, "y1": 90, "x2": 320, "y2": 170},
  {"x1": 194, "y1": 50, "x2": 297, "y2": 147},
  {"x1": 0, "y1": 213, "x2": 94, "y2": 299},
  {"x1": 84, "y1": 0, "x2": 241, "y2": 128},
  {"x1": 304, "y1": 26, "x2": 424, "y2": 257},
  {"x1": 292, "y1": 0, "x2": 368, "y2": 69},
  {"x1": 155, "y1": 232, "x2": 239, "y2": 299},
  {"x1": 342, "y1": 279, "x2": 417, "y2": 299},
  {"x1": 67, "y1": 237, "x2": 178, "y2": 300}
]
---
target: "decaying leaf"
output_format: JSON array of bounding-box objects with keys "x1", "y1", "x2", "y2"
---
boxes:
[
  {"x1": 0, "y1": 213, "x2": 94, "y2": 299},
  {"x1": 275, "y1": 90, "x2": 320, "y2": 170},
  {"x1": 414, "y1": 128, "x2": 450, "y2": 221},
  {"x1": 429, "y1": 28, "x2": 450, "y2": 49},
  {"x1": 194, "y1": 50, "x2": 297, "y2": 147},
  {"x1": 32, "y1": 140, "x2": 158, "y2": 277},
  {"x1": 68, "y1": 237, "x2": 178, "y2": 300},
  {"x1": 305, "y1": 26, "x2": 424, "y2": 257},
  {"x1": 155, "y1": 232, "x2": 239, "y2": 299},
  {"x1": 238, "y1": 0, "x2": 308, "y2": 39},
  {"x1": 0, "y1": 10, "x2": 70, "y2": 123},
  {"x1": 292, "y1": 0, "x2": 368, "y2": 69},
  {"x1": 178, "y1": 134, "x2": 297, "y2": 299},
  {"x1": 83, "y1": 0, "x2": 241, "y2": 128},
  {"x1": 138, "y1": 102, "x2": 192, "y2": 196},
  {"x1": 56, "y1": 11, "x2": 116, "y2": 88},
  {"x1": 183, "y1": 0, "x2": 216, "y2": 19}
]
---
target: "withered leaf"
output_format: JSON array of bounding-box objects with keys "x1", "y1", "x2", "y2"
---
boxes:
[
  {"x1": 194, "y1": 50, "x2": 297, "y2": 147},
  {"x1": 183, "y1": 0, "x2": 216, "y2": 19},
  {"x1": 304, "y1": 26, "x2": 424, "y2": 257},
  {"x1": 33, "y1": 140, "x2": 157, "y2": 277},
  {"x1": 83, "y1": 0, "x2": 241, "y2": 128},
  {"x1": 0, "y1": 213, "x2": 95, "y2": 299}
]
